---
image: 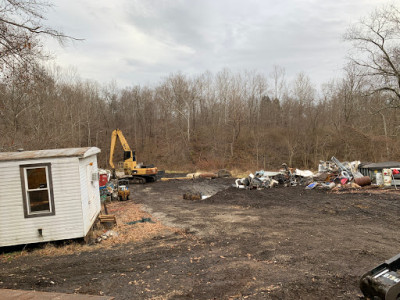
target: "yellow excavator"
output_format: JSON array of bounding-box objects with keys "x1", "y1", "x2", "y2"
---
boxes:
[{"x1": 109, "y1": 129, "x2": 158, "y2": 183}]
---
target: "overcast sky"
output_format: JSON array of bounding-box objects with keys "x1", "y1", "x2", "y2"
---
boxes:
[{"x1": 44, "y1": 0, "x2": 384, "y2": 89}]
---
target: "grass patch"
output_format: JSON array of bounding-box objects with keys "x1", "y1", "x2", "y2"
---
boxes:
[{"x1": 0, "y1": 251, "x2": 26, "y2": 262}]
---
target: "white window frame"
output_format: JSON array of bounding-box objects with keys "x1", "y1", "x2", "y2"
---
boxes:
[{"x1": 20, "y1": 163, "x2": 55, "y2": 218}]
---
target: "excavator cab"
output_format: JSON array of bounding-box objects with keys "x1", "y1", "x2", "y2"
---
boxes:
[
  {"x1": 123, "y1": 150, "x2": 135, "y2": 171},
  {"x1": 123, "y1": 150, "x2": 135, "y2": 162}
]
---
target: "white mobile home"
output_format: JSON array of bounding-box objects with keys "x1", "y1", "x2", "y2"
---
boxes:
[{"x1": 0, "y1": 147, "x2": 102, "y2": 247}]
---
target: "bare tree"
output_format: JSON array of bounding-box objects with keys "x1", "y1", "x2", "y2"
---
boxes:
[
  {"x1": 0, "y1": 0, "x2": 78, "y2": 75},
  {"x1": 344, "y1": 3, "x2": 400, "y2": 107},
  {"x1": 269, "y1": 65, "x2": 286, "y2": 101},
  {"x1": 158, "y1": 73, "x2": 196, "y2": 145}
]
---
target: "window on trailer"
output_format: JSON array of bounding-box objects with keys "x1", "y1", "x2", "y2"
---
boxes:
[{"x1": 20, "y1": 163, "x2": 55, "y2": 218}]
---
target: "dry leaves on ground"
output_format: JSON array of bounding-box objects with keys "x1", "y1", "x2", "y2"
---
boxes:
[{"x1": 29, "y1": 201, "x2": 175, "y2": 257}]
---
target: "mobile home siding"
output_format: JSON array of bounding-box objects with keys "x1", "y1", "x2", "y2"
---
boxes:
[
  {"x1": 78, "y1": 155, "x2": 101, "y2": 235},
  {"x1": 0, "y1": 157, "x2": 85, "y2": 247}
]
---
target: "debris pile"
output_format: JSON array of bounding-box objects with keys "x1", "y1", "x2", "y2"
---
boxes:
[
  {"x1": 96, "y1": 230, "x2": 119, "y2": 243},
  {"x1": 235, "y1": 173, "x2": 279, "y2": 189},
  {"x1": 234, "y1": 163, "x2": 314, "y2": 190},
  {"x1": 307, "y1": 157, "x2": 368, "y2": 190},
  {"x1": 234, "y1": 157, "x2": 399, "y2": 191}
]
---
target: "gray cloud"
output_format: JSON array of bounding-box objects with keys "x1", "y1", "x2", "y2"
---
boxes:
[{"x1": 43, "y1": 0, "x2": 383, "y2": 88}]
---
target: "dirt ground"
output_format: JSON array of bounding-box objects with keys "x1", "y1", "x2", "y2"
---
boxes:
[{"x1": 1, "y1": 177, "x2": 400, "y2": 299}]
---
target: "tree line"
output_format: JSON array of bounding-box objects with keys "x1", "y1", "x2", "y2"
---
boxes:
[{"x1": 0, "y1": 64, "x2": 398, "y2": 171}]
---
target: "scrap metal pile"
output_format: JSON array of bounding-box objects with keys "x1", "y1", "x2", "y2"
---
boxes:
[{"x1": 235, "y1": 157, "x2": 375, "y2": 190}]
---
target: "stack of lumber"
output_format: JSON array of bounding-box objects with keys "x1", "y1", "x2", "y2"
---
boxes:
[{"x1": 99, "y1": 214, "x2": 116, "y2": 224}]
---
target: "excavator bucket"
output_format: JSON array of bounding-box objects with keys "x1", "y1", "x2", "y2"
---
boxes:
[{"x1": 360, "y1": 253, "x2": 400, "y2": 300}]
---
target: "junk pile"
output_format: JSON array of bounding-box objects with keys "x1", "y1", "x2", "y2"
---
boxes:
[
  {"x1": 235, "y1": 157, "x2": 377, "y2": 190},
  {"x1": 100, "y1": 179, "x2": 132, "y2": 202},
  {"x1": 308, "y1": 157, "x2": 371, "y2": 190},
  {"x1": 234, "y1": 163, "x2": 315, "y2": 190},
  {"x1": 235, "y1": 172, "x2": 279, "y2": 190},
  {"x1": 100, "y1": 181, "x2": 116, "y2": 201}
]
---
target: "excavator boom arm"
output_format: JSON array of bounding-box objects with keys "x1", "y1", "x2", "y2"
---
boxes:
[{"x1": 109, "y1": 129, "x2": 132, "y2": 169}]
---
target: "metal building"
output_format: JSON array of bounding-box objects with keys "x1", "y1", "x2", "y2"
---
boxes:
[{"x1": 359, "y1": 161, "x2": 400, "y2": 185}]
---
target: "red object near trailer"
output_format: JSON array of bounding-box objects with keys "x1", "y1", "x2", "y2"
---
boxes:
[{"x1": 99, "y1": 174, "x2": 108, "y2": 187}]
